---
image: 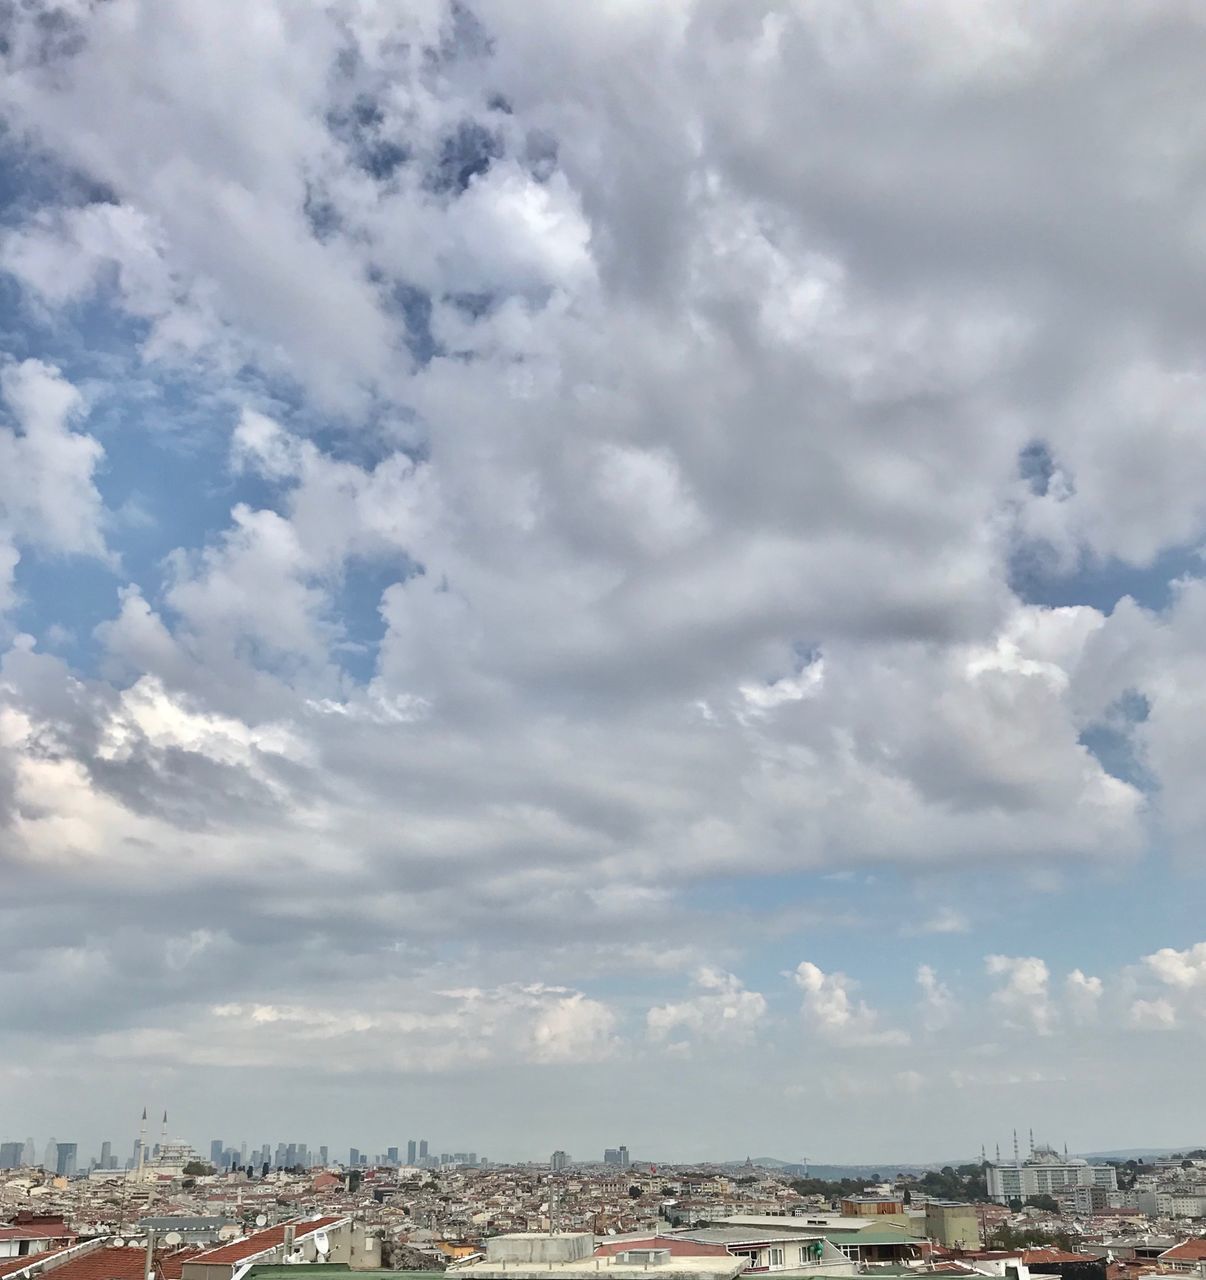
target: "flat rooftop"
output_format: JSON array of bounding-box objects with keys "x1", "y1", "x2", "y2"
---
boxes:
[
  {"x1": 673, "y1": 1228, "x2": 825, "y2": 1245},
  {"x1": 454, "y1": 1257, "x2": 745, "y2": 1280}
]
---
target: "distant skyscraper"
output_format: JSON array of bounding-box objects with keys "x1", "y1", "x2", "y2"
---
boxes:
[
  {"x1": 22, "y1": 1139, "x2": 34, "y2": 1168},
  {"x1": 550, "y1": 1150, "x2": 567, "y2": 1172},
  {"x1": 419, "y1": 1139, "x2": 428, "y2": 1160},
  {"x1": 55, "y1": 1143, "x2": 77, "y2": 1177},
  {"x1": 407, "y1": 1140, "x2": 416, "y2": 1165},
  {"x1": 349, "y1": 1147, "x2": 360, "y2": 1167},
  {"x1": 100, "y1": 1141, "x2": 112, "y2": 1169},
  {"x1": 0, "y1": 1143, "x2": 22, "y2": 1169},
  {"x1": 319, "y1": 1146, "x2": 329, "y2": 1166},
  {"x1": 618, "y1": 1145, "x2": 630, "y2": 1169},
  {"x1": 286, "y1": 1143, "x2": 297, "y2": 1167},
  {"x1": 603, "y1": 1148, "x2": 620, "y2": 1166},
  {"x1": 468, "y1": 1152, "x2": 477, "y2": 1166},
  {"x1": 210, "y1": 1139, "x2": 223, "y2": 1166},
  {"x1": 43, "y1": 1138, "x2": 57, "y2": 1171},
  {"x1": 387, "y1": 1146, "x2": 398, "y2": 1165},
  {"x1": 297, "y1": 1144, "x2": 309, "y2": 1168},
  {"x1": 275, "y1": 1143, "x2": 286, "y2": 1168}
]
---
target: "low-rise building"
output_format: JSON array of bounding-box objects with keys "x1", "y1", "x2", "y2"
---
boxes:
[
  {"x1": 179, "y1": 1217, "x2": 369, "y2": 1280},
  {"x1": 926, "y1": 1202, "x2": 981, "y2": 1250}
]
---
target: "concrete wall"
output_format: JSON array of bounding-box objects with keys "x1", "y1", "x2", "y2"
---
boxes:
[
  {"x1": 486, "y1": 1236, "x2": 594, "y2": 1265},
  {"x1": 925, "y1": 1204, "x2": 980, "y2": 1249}
]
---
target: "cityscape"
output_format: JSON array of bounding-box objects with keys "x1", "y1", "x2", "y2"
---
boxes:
[{"x1": 3, "y1": 1126, "x2": 1206, "y2": 1280}]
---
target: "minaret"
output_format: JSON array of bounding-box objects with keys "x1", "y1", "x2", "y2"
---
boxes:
[
  {"x1": 136, "y1": 1108, "x2": 147, "y2": 1180},
  {"x1": 161, "y1": 1111, "x2": 169, "y2": 1149},
  {"x1": 1013, "y1": 1130, "x2": 1020, "y2": 1166},
  {"x1": 1029, "y1": 1128, "x2": 1035, "y2": 1157}
]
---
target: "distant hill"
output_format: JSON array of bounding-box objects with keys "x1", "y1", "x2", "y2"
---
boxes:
[
  {"x1": 1082, "y1": 1147, "x2": 1206, "y2": 1160},
  {"x1": 724, "y1": 1148, "x2": 1206, "y2": 1173},
  {"x1": 726, "y1": 1159, "x2": 956, "y2": 1178}
]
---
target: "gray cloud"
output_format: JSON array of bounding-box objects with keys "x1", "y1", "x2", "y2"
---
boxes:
[{"x1": 1, "y1": 0, "x2": 1205, "y2": 1157}]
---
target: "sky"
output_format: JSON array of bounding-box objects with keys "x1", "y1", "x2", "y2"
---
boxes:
[{"x1": 2, "y1": 0, "x2": 1206, "y2": 1168}]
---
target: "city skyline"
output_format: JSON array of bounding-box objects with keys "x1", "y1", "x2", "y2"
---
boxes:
[
  {"x1": 5, "y1": 1115, "x2": 1200, "y2": 1175},
  {"x1": 2, "y1": 0, "x2": 1206, "y2": 1155}
]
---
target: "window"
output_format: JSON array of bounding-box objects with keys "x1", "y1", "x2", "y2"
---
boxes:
[{"x1": 769, "y1": 1249, "x2": 785, "y2": 1269}]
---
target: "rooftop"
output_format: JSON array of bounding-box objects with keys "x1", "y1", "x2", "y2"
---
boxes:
[
  {"x1": 190, "y1": 1217, "x2": 347, "y2": 1266},
  {"x1": 454, "y1": 1258, "x2": 744, "y2": 1280},
  {"x1": 1159, "y1": 1241, "x2": 1206, "y2": 1263}
]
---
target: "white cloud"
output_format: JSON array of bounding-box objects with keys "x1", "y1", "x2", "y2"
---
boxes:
[
  {"x1": 792, "y1": 961, "x2": 909, "y2": 1048},
  {"x1": 4, "y1": 0, "x2": 1206, "y2": 1151},
  {"x1": 194, "y1": 983, "x2": 621, "y2": 1072},
  {"x1": 1064, "y1": 969, "x2": 1103, "y2": 1026},
  {"x1": 986, "y1": 955, "x2": 1055, "y2": 1035},
  {"x1": 1128, "y1": 998, "x2": 1177, "y2": 1031},
  {"x1": 917, "y1": 964, "x2": 957, "y2": 1032},
  {"x1": 646, "y1": 967, "x2": 767, "y2": 1047},
  {"x1": 1144, "y1": 942, "x2": 1206, "y2": 989},
  {"x1": 907, "y1": 907, "x2": 971, "y2": 936},
  {"x1": 0, "y1": 360, "x2": 109, "y2": 610}
]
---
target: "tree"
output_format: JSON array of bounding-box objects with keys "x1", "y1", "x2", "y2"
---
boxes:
[
  {"x1": 1025, "y1": 1195, "x2": 1059, "y2": 1212},
  {"x1": 183, "y1": 1161, "x2": 215, "y2": 1176},
  {"x1": 902, "y1": 1190, "x2": 912, "y2": 1206},
  {"x1": 629, "y1": 1186, "x2": 643, "y2": 1199}
]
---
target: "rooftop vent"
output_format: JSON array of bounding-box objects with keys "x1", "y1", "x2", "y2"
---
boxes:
[{"x1": 615, "y1": 1251, "x2": 671, "y2": 1267}]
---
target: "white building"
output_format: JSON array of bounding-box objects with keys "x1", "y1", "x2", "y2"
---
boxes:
[{"x1": 987, "y1": 1148, "x2": 1117, "y2": 1204}]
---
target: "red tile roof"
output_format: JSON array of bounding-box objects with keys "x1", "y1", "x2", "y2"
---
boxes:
[
  {"x1": 1160, "y1": 1241, "x2": 1206, "y2": 1263},
  {"x1": 0, "y1": 1228, "x2": 76, "y2": 1242},
  {"x1": 31, "y1": 1247, "x2": 197, "y2": 1280},
  {"x1": 0, "y1": 1249, "x2": 71, "y2": 1279},
  {"x1": 159, "y1": 1249, "x2": 202, "y2": 1280},
  {"x1": 1022, "y1": 1249, "x2": 1089, "y2": 1264},
  {"x1": 190, "y1": 1217, "x2": 347, "y2": 1266}
]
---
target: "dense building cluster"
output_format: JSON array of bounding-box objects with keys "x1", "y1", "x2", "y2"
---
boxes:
[{"x1": 3, "y1": 1131, "x2": 1206, "y2": 1280}]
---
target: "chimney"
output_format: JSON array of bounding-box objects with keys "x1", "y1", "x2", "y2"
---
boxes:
[{"x1": 283, "y1": 1225, "x2": 296, "y2": 1259}]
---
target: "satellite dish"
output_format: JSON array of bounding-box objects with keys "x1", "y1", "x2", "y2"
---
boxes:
[
  {"x1": 218, "y1": 1226, "x2": 240, "y2": 1241},
  {"x1": 314, "y1": 1231, "x2": 330, "y2": 1258},
  {"x1": 164, "y1": 1233, "x2": 183, "y2": 1246},
  {"x1": 112, "y1": 1239, "x2": 126, "y2": 1249},
  {"x1": 255, "y1": 1215, "x2": 268, "y2": 1228}
]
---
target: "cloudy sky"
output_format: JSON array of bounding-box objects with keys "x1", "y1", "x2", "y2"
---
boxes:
[{"x1": 2, "y1": 0, "x2": 1206, "y2": 1166}]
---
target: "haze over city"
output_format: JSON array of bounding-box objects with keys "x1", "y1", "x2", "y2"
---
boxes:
[{"x1": 2, "y1": 0, "x2": 1206, "y2": 1168}]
